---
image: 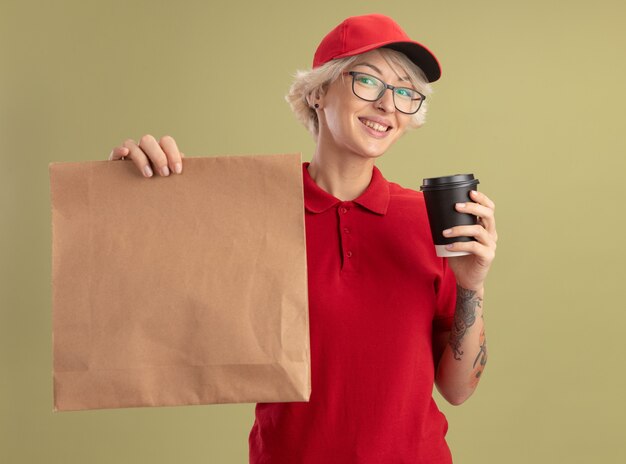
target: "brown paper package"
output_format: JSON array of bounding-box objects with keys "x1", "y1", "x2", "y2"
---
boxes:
[{"x1": 49, "y1": 153, "x2": 311, "y2": 412}]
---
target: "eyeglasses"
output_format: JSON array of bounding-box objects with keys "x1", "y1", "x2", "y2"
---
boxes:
[{"x1": 343, "y1": 71, "x2": 426, "y2": 115}]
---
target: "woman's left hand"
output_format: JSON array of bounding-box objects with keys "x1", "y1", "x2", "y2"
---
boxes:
[{"x1": 443, "y1": 190, "x2": 498, "y2": 291}]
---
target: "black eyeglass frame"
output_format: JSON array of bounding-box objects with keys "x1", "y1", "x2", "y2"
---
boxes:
[{"x1": 343, "y1": 71, "x2": 426, "y2": 115}]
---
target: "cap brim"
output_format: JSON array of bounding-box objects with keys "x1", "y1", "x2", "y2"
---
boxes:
[{"x1": 333, "y1": 40, "x2": 441, "y2": 82}]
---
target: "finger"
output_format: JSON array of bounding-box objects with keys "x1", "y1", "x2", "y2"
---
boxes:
[
  {"x1": 138, "y1": 134, "x2": 170, "y2": 176},
  {"x1": 469, "y1": 190, "x2": 495, "y2": 211},
  {"x1": 445, "y1": 240, "x2": 495, "y2": 262},
  {"x1": 108, "y1": 146, "x2": 130, "y2": 161},
  {"x1": 123, "y1": 139, "x2": 154, "y2": 178},
  {"x1": 455, "y1": 201, "x2": 496, "y2": 236},
  {"x1": 159, "y1": 135, "x2": 183, "y2": 174},
  {"x1": 443, "y1": 225, "x2": 494, "y2": 247},
  {"x1": 455, "y1": 201, "x2": 494, "y2": 220}
]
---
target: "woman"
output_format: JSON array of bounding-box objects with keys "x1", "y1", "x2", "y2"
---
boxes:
[{"x1": 108, "y1": 14, "x2": 497, "y2": 464}]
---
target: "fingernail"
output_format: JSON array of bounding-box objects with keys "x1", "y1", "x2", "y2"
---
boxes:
[
  {"x1": 456, "y1": 203, "x2": 466, "y2": 208},
  {"x1": 161, "y1": 166, "x2": 170, "y2": 176},
  {"x1": 445, "y1": 243, "x2": 454, "y2": 250},
  {"x1": 443, "y1": 229, "x2": 452, "y2": 236},
  {"x1": 175, "y1": 162, "x2": 182, "y2": 174},
  {"x1": 143, "y1": 165, "x2": 153, "y2": 177}
]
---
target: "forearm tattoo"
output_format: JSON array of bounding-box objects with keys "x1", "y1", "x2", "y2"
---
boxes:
[
  {"x1": 470, "y1": 320, "x2": 488, "y2": 388},
  {"x1": 449, "y1": 285, "x2": 483, "y2": 361}
]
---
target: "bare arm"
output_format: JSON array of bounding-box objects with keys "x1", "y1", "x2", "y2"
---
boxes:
[
  {"x1": 434, "y1": 284, "x2": 487, "y2": 405},
  {"x1": 434, "y1": 190, "x2": 497, "y2": 406}
]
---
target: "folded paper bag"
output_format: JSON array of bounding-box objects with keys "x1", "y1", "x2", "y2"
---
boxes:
[{"x1": 49, "y1": 153, "x2": 311, "y2": 411}]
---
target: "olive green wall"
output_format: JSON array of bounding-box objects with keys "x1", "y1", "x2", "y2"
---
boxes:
[{"x1": 2, "y1": 0, "x2": 624, "y2": 462}]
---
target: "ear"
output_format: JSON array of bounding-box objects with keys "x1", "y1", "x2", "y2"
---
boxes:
[
  {"x1": 307, "y1": 86, "x2": 328, "y2": 109},
  {"x1": 306, "y1": 92, "x2": 320, "y2": 110},
  {"x1": 304, "y1": 93, "x2": 314, "y2": 108}
]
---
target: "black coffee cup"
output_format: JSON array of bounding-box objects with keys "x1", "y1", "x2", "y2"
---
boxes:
[{"x1": 420, "y1": 174, "x2": 480, "y2": 257}]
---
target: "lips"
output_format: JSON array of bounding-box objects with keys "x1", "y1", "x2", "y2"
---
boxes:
[{"x1": 358, "y1": 117, "x2": 392, "y2": 133}]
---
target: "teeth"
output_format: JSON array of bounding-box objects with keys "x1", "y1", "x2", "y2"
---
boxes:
[{"x1": 361, "y1": 119, "x2": 388, "y2": 132}]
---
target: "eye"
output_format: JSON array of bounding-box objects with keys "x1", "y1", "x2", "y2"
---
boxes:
[
  {"x1": 395, "y1": 87, "x2": 418, "y2": 99},
  {"x1": 355, "y1": 74, "x2": 379, "y2": 87}
]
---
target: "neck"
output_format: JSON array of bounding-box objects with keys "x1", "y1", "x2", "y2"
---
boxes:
[{"x1": 308, "y1": 134, "x2": 376, "y2": 202}]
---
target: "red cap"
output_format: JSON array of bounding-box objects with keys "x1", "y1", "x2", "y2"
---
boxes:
[{"x1": 312, "y1": 14, "x2": 441, "y2": 82}]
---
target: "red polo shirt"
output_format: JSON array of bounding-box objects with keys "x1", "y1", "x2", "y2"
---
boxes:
[{"x1": 249, "y1": 161, "x2": 457, "y2": 463}]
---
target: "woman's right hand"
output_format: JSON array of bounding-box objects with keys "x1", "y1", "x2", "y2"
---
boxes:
[{"x1": 108, "y1": 134, "x2": 184, "y2": 178}]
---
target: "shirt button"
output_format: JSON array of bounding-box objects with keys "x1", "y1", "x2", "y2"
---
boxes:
[
  {"x1": 340, "y1": 207, "x2": 348, "y2": 214},
  {"x1": 346, "y1": 251, "x2": 353, "y2": 258},
  {"x1": 343, "y1": 227, "x2": 350, "y2": 233}
]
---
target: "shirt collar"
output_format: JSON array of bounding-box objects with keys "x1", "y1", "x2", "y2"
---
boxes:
[{"x1": 302, "y1": 162, "x2": 390, "y2": 215}]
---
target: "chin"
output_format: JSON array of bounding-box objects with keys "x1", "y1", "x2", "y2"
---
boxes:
[
  {"x1": 355, "y1": 141, "x2": 392, "y2": 159},
  {"x1": 353, "y1": 129, "x2": 398, "y2": 158},
  {"x1": 360, "y1": 148, "x2": 387, "y2": 159}
]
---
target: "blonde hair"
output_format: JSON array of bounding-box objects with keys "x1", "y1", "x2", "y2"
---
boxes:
[{"x1": 285, "y1": 48, "x2": 433, "y2": 138}]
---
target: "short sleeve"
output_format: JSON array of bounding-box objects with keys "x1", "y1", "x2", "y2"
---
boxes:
[{"x1": 432, "y1": 257, "x2": 457, "y2": 333}]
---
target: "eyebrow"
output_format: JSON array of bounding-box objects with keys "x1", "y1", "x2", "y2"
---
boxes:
[{"x1": 353, "y1": 62, "x2": 411, "y2": 82}]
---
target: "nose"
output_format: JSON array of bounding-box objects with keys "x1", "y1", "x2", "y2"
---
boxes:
[{"x1": 375, "y1": 88, "x2": 396, "y2": 113}]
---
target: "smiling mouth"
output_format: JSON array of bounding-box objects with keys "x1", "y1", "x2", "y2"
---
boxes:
[{"x1": 359, "y1": 117, "x2": 391, "y2": 133}]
